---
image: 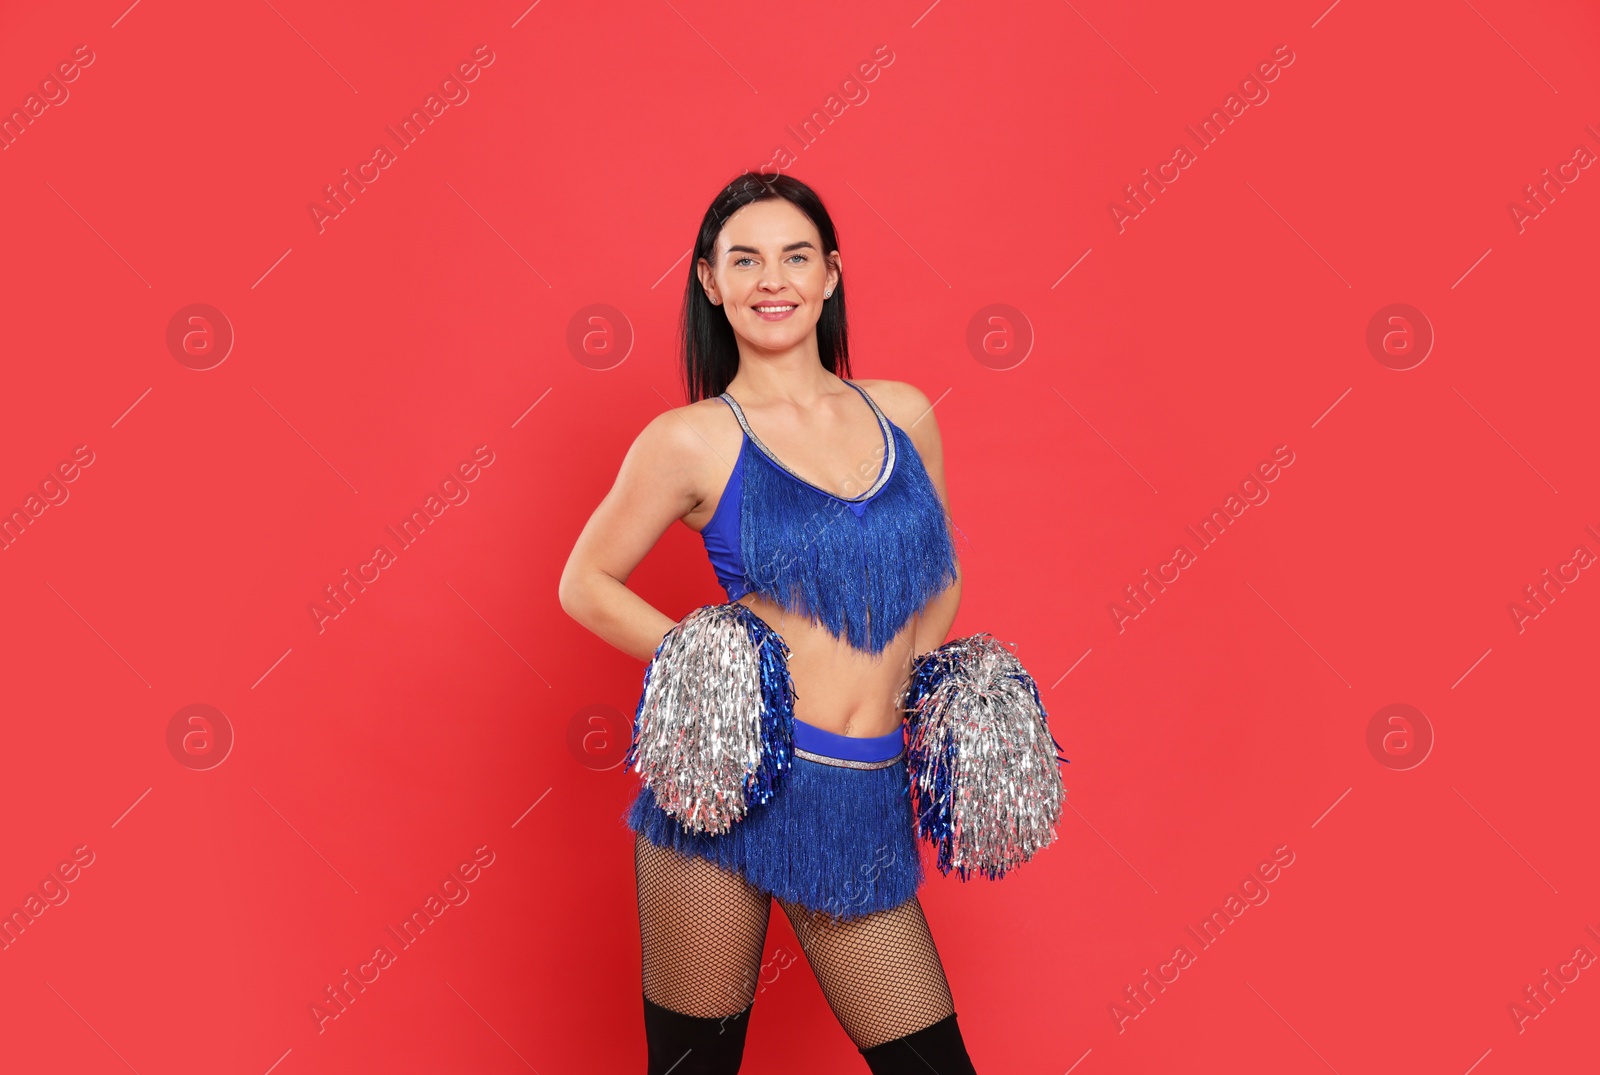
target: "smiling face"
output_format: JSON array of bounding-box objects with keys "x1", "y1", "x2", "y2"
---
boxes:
[{"x1": 697, "y1": 198, "x2": 841, "y2": 355}]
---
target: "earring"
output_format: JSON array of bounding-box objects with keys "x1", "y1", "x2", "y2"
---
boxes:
[{"x1": 824, "y1": 290, "x2": 832, "y2": 298}]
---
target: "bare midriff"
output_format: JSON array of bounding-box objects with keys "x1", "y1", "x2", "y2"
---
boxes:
[{"x1": 733, "y1": 589, "x2": 918, "y2": 740}]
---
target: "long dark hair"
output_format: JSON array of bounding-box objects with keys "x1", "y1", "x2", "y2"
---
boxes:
[{"x1": 680, "y1": 172, "x2": 852, "y2": 403}]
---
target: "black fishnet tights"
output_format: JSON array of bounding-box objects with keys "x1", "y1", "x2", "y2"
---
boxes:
[
  {"x1": 633, "y1": 834, "x2": 773, "y2": 1020},
  {"x1": 634, "y1": 834, "x2": 957, "y2": 1050}
]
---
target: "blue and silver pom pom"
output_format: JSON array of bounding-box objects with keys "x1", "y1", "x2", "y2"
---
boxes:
[
  {"x1": 900, "y1": 633, "x2": 1068, "y2": 880},
  {"x1": 623, "y1": 603, "x2": 797, "y2": 836}
]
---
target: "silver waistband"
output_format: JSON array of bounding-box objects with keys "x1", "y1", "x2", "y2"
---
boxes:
[{"x1": 792, "y1": 746, "x2": 905, "y2": 770}]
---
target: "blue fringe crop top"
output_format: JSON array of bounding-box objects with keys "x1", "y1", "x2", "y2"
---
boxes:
[{"x1": 697, "y1": 380, "x2": 959, "y2": 656}]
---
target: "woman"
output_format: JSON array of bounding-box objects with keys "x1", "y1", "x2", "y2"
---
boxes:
[{"x1": 559, "y1": 172, "x2": 979, "y2": 1074}]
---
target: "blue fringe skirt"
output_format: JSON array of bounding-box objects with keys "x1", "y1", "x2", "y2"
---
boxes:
[{"x1": 624, "y1": 717, "x2": 925, "y2": 920}]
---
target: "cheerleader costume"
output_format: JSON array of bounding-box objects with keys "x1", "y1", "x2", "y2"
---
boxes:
[{"x1": 623, "y1": 379, "x2": 958, "y2": 919}]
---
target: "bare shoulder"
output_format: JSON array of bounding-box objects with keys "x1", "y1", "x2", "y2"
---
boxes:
[
  {"x1": 856, "y1": 379, "x2": 952, "y2": 504},
  {"x1": 626, "y1": 396, "x2": 743, "y2": 514},
  {"x1": 854, "y1": 379, "x2": 941, "y2": 441},
  {"x1": 632, "y1": 396, "x2": 731, "y2": 455}
]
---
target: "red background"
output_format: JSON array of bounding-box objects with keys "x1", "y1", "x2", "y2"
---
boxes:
[{"x1": 2, "y1": 1, "x2": 1597, "y2": 1071}]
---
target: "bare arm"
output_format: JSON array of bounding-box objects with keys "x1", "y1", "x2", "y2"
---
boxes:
[
  {"x1": 896, "y1": 383, "x2": 963, "y2": 656},
  {"x1": 557, "y1": 409, "x2": 709, "y2": 663}
]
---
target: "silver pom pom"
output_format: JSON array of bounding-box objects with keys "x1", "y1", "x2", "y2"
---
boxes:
[
  {"x1": 900, "y1": 633, "x2": 1067, "y2": 880},
  {"x1": 626, "y1": 603, "x2": 795, "y2": 836}
]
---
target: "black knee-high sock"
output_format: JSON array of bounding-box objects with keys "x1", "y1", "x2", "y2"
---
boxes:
[
  {"x1": 642, "y1": 995, "x2": 752, "y2": 1074},
  {"x1": 859, "y1": 1011, "x2": 978, "y2": 1074}
]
